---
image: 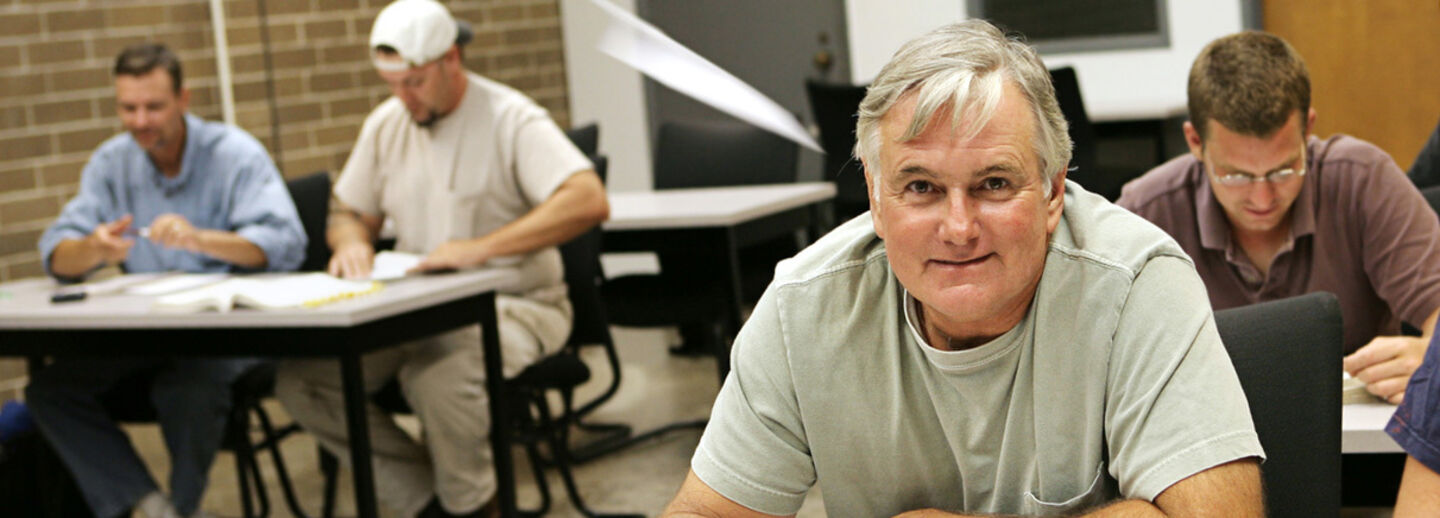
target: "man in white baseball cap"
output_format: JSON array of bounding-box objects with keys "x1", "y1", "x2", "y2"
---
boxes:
[{"x1": 275, "y1": 1, "x2": 608, "y2": 516}]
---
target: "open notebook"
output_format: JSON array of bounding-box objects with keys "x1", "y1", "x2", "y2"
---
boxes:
[{"x1": 153, "y1": 273, "x2": 382, "y2": 313}]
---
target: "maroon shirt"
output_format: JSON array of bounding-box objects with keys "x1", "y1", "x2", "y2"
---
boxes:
[{"x1": 1118, "y1": 135, "x2": 1440, "y2": 352}]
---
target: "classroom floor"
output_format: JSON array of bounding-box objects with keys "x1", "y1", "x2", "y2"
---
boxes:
[{"x1": 124, "y1": 325, "x2": 827, "y2": 517}]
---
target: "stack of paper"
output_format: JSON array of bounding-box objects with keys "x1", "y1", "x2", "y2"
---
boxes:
[{"x1": 153, "y1": 273, "x2": 382, "y2": 313}]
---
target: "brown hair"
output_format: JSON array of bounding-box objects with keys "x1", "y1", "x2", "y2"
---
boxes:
[
  {"x1": 113, "y1": 43, "x2": 183, "y2": 93},
  {"x1": 1188, "y1": 31, "x2": 1309, "y2": 142}
]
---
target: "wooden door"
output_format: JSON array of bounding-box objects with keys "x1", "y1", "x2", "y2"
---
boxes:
[{"x1": 1264, "y1": 1, "x2": 1440, "y2": 170}]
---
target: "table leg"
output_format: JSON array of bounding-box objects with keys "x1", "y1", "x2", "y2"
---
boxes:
[
  {"x1": 715, "y1": 228, "x2": 746, "y2": 382},
  {"x1": 477, "y1": 292, "x2": 517, "y2": 518},
  {"x1": 340, "y1": 353, "x2": 379, "y2": 518}
]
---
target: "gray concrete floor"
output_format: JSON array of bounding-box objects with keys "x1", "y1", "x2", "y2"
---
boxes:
[{"x1": 123, "y1": 326, "x2": 826, "y2": 517}]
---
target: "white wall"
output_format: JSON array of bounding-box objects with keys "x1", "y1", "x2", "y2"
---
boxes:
[
  {"x1": 561, "y1": 0, "x2": 652, "y2": 192},
  {"x1": 844, "y1": 1, "x2": 1245, "y2": 122}
]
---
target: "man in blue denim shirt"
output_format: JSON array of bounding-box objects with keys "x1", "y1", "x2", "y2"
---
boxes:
[
  {"x1": 1390, "y1": 324, "x2": 1440, "y2": 515},
  {"x1": 26, "y1": 44, "x2": 305, "y2": 518}
]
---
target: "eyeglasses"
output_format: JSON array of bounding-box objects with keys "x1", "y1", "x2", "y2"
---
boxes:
[{"x1": 1205, "y1": 143, "x2": 1307, "y2": 187}]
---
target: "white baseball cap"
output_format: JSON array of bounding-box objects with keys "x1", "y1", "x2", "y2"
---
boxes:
[{"x1": 370, "y1": 0, "x2": 459, "y2": 71}]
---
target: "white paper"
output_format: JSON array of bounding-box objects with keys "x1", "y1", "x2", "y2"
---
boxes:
[
  {"x1": 368, "y1": 251, "x2": 423, "y2": 281},
  {"x1": 590, "y1": 0, "x2": 822, "y2": 153},
  {"x1": 125, "y1": 273, "x2": 230, "y2": 296}
]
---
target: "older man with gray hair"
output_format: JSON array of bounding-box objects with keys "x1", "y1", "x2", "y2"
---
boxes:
[{"x1": 663, "y1": 20, "x2": 1264, "y2": 517}]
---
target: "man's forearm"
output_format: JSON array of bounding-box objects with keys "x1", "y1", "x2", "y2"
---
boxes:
[
  {"x1": 48, "y1": 238, "x2": 104, "y2": 278},
  {"x1": 327, "y1": 211, "x2": 376, "y2": 249},
  {"x1": 894, "y1": 500, "x2": 1163, "y2": 518},
  {"x1": 469, "y1": 171, "x2": 608, "y2": 260},
  {"x1": 195, "y1": 230, "x2": 267, "y2": 268}
]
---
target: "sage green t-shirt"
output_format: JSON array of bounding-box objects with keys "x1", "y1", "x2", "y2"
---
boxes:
[{"x1": 691, "y1": 181, "x2": 1264, "y2": 516}]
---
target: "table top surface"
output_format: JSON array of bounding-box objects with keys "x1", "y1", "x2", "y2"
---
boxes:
[
  {"x1": 603, "y1": 182, "x2": 836, "y2": 231},
  {"x1": 1343, "y1": 402, "x2": 1402, "y2": 454},
  {"x1": 0, "y1": 269, "x2": 516, "y2": 330}
]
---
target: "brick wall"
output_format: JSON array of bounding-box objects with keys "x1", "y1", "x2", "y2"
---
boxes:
[{"x1": 0, "y1": 0, "x2": 571, "y2": 400}]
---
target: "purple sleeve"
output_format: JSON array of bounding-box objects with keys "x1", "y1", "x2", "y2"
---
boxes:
[{"x1": 1388, "y1": 327, "x2": 1440, "y2": 472}]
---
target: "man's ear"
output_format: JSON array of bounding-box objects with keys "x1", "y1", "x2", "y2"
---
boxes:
[
  {"x1": 863, "y1": 158, "x2": 884, "y2": 238},
  {"x1": 1306, "y1": 107, "x2": 1317, "y2": 137},
  {"x1": 1046, "y1": 168, "x2": 1066, "y2": 233},
  {"x1": 1183, "y1": 121, "x2": 1204, "y2": 160}
]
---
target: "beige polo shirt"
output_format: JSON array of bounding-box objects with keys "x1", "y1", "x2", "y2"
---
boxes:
[{"x1": 335, "y1": 71, "x2": 593, "y2": 299}]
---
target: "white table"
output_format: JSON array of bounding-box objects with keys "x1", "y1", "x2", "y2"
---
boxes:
[
  {"x1": 603, "y1": 183, "x2": 836, "y2": 379},
  {"x1": 0, "y1": 270, "x2": 523, "y2": 518},
  {"x1": 1344, "y1": 402, "x2": 1403, "y2": 454}
]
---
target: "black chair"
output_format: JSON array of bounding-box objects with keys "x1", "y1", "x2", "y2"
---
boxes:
[
  {"x1": 605, "y1": 120, "x2": 800, "y2": 354},
  {"x1": 1408, "y1": 117, "x2": 1440, "y2": 190},
  {"x1": 566, "y1": 123, "x2": 600, "y2": 157},
  {"x1": 1048, "y1": 67, "x2": 1107, "y2": 199},
  {"x1": 1212, "y1": 292, "x2": 1342, "y2": 517},
  {"x1": 805, "y1": 79, "x2": 870, "y2": 222}
]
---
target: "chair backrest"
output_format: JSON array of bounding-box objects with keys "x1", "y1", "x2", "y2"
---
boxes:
[
  {"x1": 558, "y1": 224, "x2": 613, "y2": 350},
  {"x1": 1213, "y1": 292, "x2": 1342, "y2": 517},
  {"x1": 1420, "y1": 184, "x2": 1440, "y2": 217},
  {"x1": 286, "y1": 171, "x2": 332, "y2": 272},
  {"x1": 1048, "y1": 67, "x2": 1103, "y2": 197},
  {"x1": 653, "y1": 120, "x2": 798, "y2": 190},
  {"x1": 566, "y1": 123, "x2": 600, "y2": 157},
  {"x1": 805, "y1": 79, "x2": 870, "y2": 216}
]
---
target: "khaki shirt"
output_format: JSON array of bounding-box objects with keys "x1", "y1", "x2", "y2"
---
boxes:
[{"x1": 335, "y1": 72, "x2": 592, "y2": 301}]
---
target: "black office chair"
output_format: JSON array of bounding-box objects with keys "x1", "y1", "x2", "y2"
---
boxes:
[
  {"x1": 1212, "y1": 292, "x2": 1342, "y2": 517},
  {"x1": 1408, "y1": 117, "x2": 1440, "y2": 190},
  {"x1": 1048, "y1": 67, "x2": 1108, "y2": 199},
  {"x1": 805, "y1": 79, "x2": 870, "y2": 222},
  {"x1": 566, "y1": 123, "x2": 600, "y2": 157},
  {"x1": 605, "y1": 120, "x2": 800, "y2": 354}
]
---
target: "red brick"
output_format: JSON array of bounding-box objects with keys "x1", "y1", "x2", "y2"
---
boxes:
[
  {"x1": 262, "y1": 0, "x2": 311, "y2": 16},
  {"x1": 320, "y1": 44, "x2": 369, "y2": 63},
  {"x1": 308, "y1": 71, "x2": 355, "y2": 92},
  {"x1": 490, "y1": 5, "x2": 525, "y2": 23},
  {"x1": 0, "y1": 45, "x2": 18, "y2": 69},
  {"x1": 40, "y1": 159, "x2": 86, "y2": 188},
  {"x1": 314, "y1": 125, "x2": 355, "y2": 146},
  {"x1": 58, "y1": 127, "x2": 113, "y2": 154},
  {"x1": 46, "y1": 9, "x2": 105, "y2": 33},
  {"x1": 328, "y1": 97, "x2": 373, "y2": 118},
  {"x1": 281, "y1": 129, "x2": 310, "y2": 150},
  {"x1": 0, "y1": 73, "x2": 46, "y2": 98},
  {"x1": 47, "y1": 69, "x2": 111, "y2": 94},
  {"x1": 0, "y1": 167, "x2": 36, "y2": 193},
  {"x1": 270, "y1": 48, "x2": 317, "y2": 70},
  {"x1": 94, "y1": 35, "x2": 152, "y2": 61},
  {"x1": 168, "y1": 3, "x2": 211, "y2": 24},
  {"x1": 107, "y1": 5, "x2": 165, "y2": 29},
  {"x1": 33, "y1": 99, "x2": 93, "y2": 125},
  {"x1": 283, "y1": 155, "x2": 333, "y2": 178},
  {"x1": 5, "y1": 259, "x2": 44, "y2": 280},
  {"x1": 277, "y1": 102, "x2": 324, "y2": 124},
  {"x1": 0, "y1": 227, "x2": 42, "y2": 256},
  {"x1": 0, "y1": 194, "x2": 60, "y2": 225},
  {"x1": 0, "y1": 134, "x2": 52, "y2": 161},
  {"x1": 0, "y1": 13, "x2": 41, "y2": 37},
  {"x1": 304, "y1": 19, "x2": 348, "y2": 41},
  {"x1": 0, "y1": 105, "x2": 25, "y2": 130}
]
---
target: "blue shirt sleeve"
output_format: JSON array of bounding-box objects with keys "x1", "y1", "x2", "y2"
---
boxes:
[
  {"x1": 227, "y1": 152, "x2": 307, "y2": 272},
  {"x1": 37, "y1": 152, "x2": 120, "y2": 280},
  {"x1": 1388, "y1": 326, "x2": 1440, "y2": 472}
]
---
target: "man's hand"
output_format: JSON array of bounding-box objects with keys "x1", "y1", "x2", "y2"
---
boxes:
[
  {"x1": 89, "y1": 214, "x2": 136, "y2": 263},
  {"x1": 411, "y1": 239, "x2": 489, "y2": 273},
  {"x1": 328, "y1": 241, "x2": 376, "y2": 279},
  {"x1": 147, "y1": 213, "x2": 201, "y2": 252},
  {"x1": 1345, "y1": 334, "x2": 1428, "y2": 404}
]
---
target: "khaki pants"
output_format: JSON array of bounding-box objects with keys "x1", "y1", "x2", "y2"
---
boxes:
[{"x1": 275, "y1": 294, "x2": 571, "y2": 517}]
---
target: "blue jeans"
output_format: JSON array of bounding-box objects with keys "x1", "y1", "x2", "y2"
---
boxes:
[{"x1": 25, "y1": 357, "x2": 259, "y2": 518}]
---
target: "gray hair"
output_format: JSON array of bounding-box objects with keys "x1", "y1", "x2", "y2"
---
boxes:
[{"x1": 854, "y1": 20, "x2": 1071, "y2": 199}]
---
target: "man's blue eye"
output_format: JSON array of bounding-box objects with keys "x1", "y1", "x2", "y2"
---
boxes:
[{"x1": 981, "y1": 177, "x2": 1009, "y2": 190}]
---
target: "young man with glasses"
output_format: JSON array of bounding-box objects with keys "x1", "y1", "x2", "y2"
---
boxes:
[{"x1": 1118, "y1": 31, "x2": 1440, "y2": 405}]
